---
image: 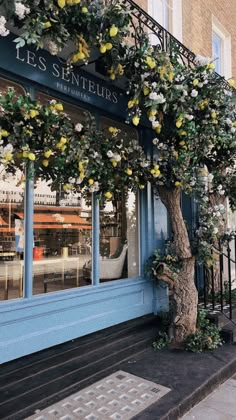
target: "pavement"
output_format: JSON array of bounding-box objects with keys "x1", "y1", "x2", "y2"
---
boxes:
[{"x1": 181, "y1": 374, "x2": 236, "y2": 419}]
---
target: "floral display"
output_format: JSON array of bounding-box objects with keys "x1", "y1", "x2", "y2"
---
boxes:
[{"x1": 0, "y1": 89, "x2": 149, "y2": 202}]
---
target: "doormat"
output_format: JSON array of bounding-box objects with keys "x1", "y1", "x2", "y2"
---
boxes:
[{"x1": 27, "y1": 370, "x2": 171, "y2": 419}]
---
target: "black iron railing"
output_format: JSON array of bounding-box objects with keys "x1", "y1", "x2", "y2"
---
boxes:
[
  {"x1": 123, "y1": 0, "x2": 234, "y2": 92},
  {"x1": 196, "y1": 237, "x2": 236, "y2": 323}
]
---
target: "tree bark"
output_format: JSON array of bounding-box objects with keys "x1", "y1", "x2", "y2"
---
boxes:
[{"x1": 157, "y1": 186, "x2": 198, "y2": 342}]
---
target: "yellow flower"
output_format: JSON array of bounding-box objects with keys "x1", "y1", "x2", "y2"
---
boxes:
[
  {"x1": 211, "y1": 111, "x2": 217, "y2": 119},
  {"x1": 42, "y1": 159, "x2": 49, "y2": 167},
  {"x1": 58, "y1": 0, "x2": 66, "y2": 8},
  {"x1": 192, "y1": 79, "x2": 199, "y2": 86},
  {"x1": 28, "y1": 152, "x2": 36, "y2": 161},
  {"x1": 54, "y1": 103, "x2": 63, "y2": 111},
  {"x1": 4, "y1": 151, "x2": 13, "y2": 162},
  {"x1": 175, "y1": 181, "x2": 182, "y2": 187},
  {"x1": 100, "y1": 44, "x2": 107, "y2": 54},
  {"x1": 63, "y1": 183, "x2": 73, "y2": 191},
  {"x1": 132, "y1": 116, "x2": 140, "y2": 126},
  {"x1": 145, "y1": 56, "x2": 156, "y2": 69},
  {"x1": 81, "y1": 6, "x2": 88, "y2": 13},
  {"x1": 179, "y1": 131, "x2": 187, "y2": 136},
  {"x1": 126, "y1": 168, "x2": 132, "y2": 176},
  {"x1": 78, "y1": 161, "x2": 84, "y2": 171},
  {"x1": 155, "y1": 124, "x2": 162, "y2": 134},
  {"x1": 43, "y1": 21, "x2": 52, "y2": 28},
  {"x1": 29, "y1": 109, "x2": 39, "y2": 118},
  {"x1": 179, "y1": 140, "x2": 186, "y2": 146},
  {"x1": 72, "y1": 51, "x2": 85, "y2": 62},
  {"x1": 108, "y1": 126, "x2": 119, "y2": 134},
  {"x1": 143, "y1": 86, "x2": 150, "y2": 96},
  {"x1": 207, "y1": 62, "x2": 215, "y2": 71},
  {"x1": 22, "y1": 151, "x2": 29, "y2": 158},
  {"x1": 0, "y1": 129, "x2": 10, "y2": 137},
  {"x1": 176, "y1": 118, "x2": 183, "y2": 128},
  {"x1": 128, "y1": 99, "x2": 135, "y2": 109},
  {"x1": 112, "y1": 160, "x2": 118, "y2": 167},
  {"x1": 73, "y1": 0, "x2": 81, "y2": 3},
  {"x1": 105, "y1": 43, "x2": 113, "y2": 50},
  {"x1": 168, "y1": 72, "x2": 175, "y2": 82},
  {"x1": 109, "y1": 25, "x2": 119, "y2": 37},
  {"x1": 44, "y1": 150, "x2": 53, "y2": 158},
  {"x1": 60, "y1": 136, "x2": 67, "y2": 144},
  {"x1": 149, "y1": 109, "x2": 157, "y2": 117},
  {"x1": 139, "y1": 184, "x2": 145, "y2": 189},
  {"x1": 110, "y1": 73, "x2": 116, "y2": 81},
  {"x1": 88, "y1": 179, "x2": 94, "y2": 185},
  {"x1": 104, "y1": 191, "x2": 113, "y2": 200},
  {"x1": 232, "y1": 121, "x2": 236, "y2": 127}
]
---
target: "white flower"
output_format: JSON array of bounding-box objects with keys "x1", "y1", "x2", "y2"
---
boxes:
[
  {"x1": 112, "y1": 153, "x2": 121, "y2": 162},
  {"x1": 191, "y1": 89, "x2": 198, "y2": 97},
  {"x1": 183, "y1": 90, "x2": 188, "y2": 96},
  {"x1": 0, "y1": 16, "x2": 9, "y2": 37},
  {"x1": 185, "y1": 114, "x2": 194, "y2": 121},
  {"x1": 140, "y1": 160, "x2": 149, "y2": 168},
  {"x1": 152, "y1": 138, "x2": 159, "y2": 145},
  {"x1": 90, "y1": 181, "x2": 99, "y2": 192},
  {"x1": 75, "y1": 123, "x2": 83, "y2": 132},
  {"x1": 208, "y1": 173, "x2": 214, "y2": 183},
  {"x1": 149, "y1": 92, "x2": 158, "y2": 100},
  {"x1": 152, "y1": 82, "x2": 157, "y2": 88},
  {"x1": 195, "y1": 55, "x2": 212, "y2": 66},
  {"x1": 149, "y1": 92, "x2": 166, "y2": 104},
  {"x1": 107, "y1": 150, "x2": 113, "y2": 158},
  {"x1": 15, "y1": 2, "x2": 30, "y2": 20},
  {"x1": 47, "y1": 41, "x2": 59, "y2": 56},
  {"x1": 152, "y1": 121, "x2": 160, "y2": 129},
  {"x1": 149, "y1": 116, "x2": 156, "y2": 123},
  {"x1": 231, "y1": 127, "x2": 236, "y2": 134},
  {"x1": 213, "y1": 227, "x2": 219, "y2": 234}
]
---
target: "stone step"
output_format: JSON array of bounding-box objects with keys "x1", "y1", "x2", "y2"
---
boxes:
[
  {"x1": 0, "y1": 315, "x2": 158, "y2": 420},
  {"x1": 221, "y1": 320, "x2": 236, "y2": 343}
]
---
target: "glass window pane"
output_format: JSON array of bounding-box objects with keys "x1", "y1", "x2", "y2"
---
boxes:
[
  {"x1": 212, "y1": 32, "x2": 222, "y2": 74},
  {"x1": 0, "y1": 77, "x2": 25, "y2": 301},
  {"x1": 32, "y1": 93, "x2": 92, "y2": 295},
  {"x1": 98, "y1": 118, "x2": 140, "y2": 282}
]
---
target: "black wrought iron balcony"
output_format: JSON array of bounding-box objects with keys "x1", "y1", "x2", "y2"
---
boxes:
[{"x1": 122, "y1": 0, "x2": 235, "y2": 92}]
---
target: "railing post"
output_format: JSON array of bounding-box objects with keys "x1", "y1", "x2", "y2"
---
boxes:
[
  {"x1": 92, "y1": 192, "x2": 100, "y2": 286},
  {"x1": 227, "y1": 242, "x2": 232, "y2": 319},
  {"x1": 219, "y1": 240, "x2": 224, "y2": 312},
  {"x1": 24, "y1": 161, "x2": 34, "y2": 298}
]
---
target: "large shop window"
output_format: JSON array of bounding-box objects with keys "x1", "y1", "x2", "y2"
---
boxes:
[
  {"x1": 0, "y1": 77, "x2": 26, "y2": 301},
  {"x1": 0, "y1": 90, "x2": 141, "y2": 299}
]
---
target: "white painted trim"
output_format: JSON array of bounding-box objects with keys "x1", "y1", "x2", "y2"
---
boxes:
[
  {"x1": 171, "y1": 0, "x2": 183, "y2": 42},
  {"x1": 212, "y1": 16, "x2": 232, "y2": 79}
]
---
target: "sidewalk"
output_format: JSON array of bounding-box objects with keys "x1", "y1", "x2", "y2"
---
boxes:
[{"x1": 181, "y1": 374, "x2": 236, "y2": 419}]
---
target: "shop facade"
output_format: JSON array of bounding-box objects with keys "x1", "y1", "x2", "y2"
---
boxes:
[{"x1": 0, "y1": 34, "x2": 172, "y2": 363}]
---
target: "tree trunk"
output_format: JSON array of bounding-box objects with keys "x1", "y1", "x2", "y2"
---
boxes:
[{"x1": 157, "y1": 186, "x2": 198, "y2": 343}]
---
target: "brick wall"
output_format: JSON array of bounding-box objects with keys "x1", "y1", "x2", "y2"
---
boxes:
[{"x1": 182, "y1": 0, "x2": 236, "y2": 78}]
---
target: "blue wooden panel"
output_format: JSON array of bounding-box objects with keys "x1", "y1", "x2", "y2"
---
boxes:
[{"x1": 0, "y1": 278, "x2": 154, "y2": 363}]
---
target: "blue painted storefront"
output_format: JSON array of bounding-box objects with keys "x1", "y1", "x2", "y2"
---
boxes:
[{"x1": 0, "y1": 36, "x2": 171, "y2": 363}]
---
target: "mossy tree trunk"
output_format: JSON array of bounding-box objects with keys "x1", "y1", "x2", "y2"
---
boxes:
[{"x1": 157, "y1": 186, "x2": 198, "y2": 343}]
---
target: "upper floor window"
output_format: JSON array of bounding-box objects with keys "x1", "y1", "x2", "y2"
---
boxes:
[
  {"x1": 148, "y1": 0, "x2": 183, "y2": 44},
  {"x1": 212, "y1": 32, "x2": 222, "y2": 75},
  {"x1": 212, "y1": 16, "x2": 232, "y2": 79}
]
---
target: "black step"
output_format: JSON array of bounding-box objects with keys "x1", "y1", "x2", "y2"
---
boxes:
[
  {"x1": 0, "y1": 314, "x2": 158, "y2": 420},
  {"x1": 221, "y1": 320, "x2": 236, "y2": 343}
]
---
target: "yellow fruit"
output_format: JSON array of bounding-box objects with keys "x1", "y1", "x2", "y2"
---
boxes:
[
  {"x1": 175, "y1": 181, "x2": 182, "y2": 187},
  {"x1": 145, "y1": 56, "x2": 156, "y2": 69},
  {"x1": 60, "y1": 136, "x2": 67, "y2": 144},
  {"x1": 43, "y1": 21, "x2": 52, "y2": 28},
  {"x1": 42, "y1": 160, "x2": 49, "y2": 167},
  {"x1": 126, "y1": 168, "x2": 132, "y2": 176},
  {"x1": 110, "y1": 73, "x2": 116, "y2": 81},
  {"x1": 28, "y1": 152, "x2": 36, "y2": 161},
  {"x1": 109, "y1": 25, "x2": 119, "y2": 37},
  {"x1": 29, "y1": 110, "x2": 39, "y2": 118},
  {"x1": 88, "y1": 179, "x2": 94, "y2": 186},
  {"x1": 211, "y1": 111, "x2": 217, "y2": 119},
  {"x1": 100, "y1": 44, "x2": 107, "y2": 54},
  {"x1": 207, "y1": 62, "x2": 215, "y2": 70},
  {"x1": 22, "y1": 151, "x2": 29, "y2": 158},
  {"x1": 81, "y1": 6, "x2": 88, "y2": 13},
  {"x1": 0, "y1": 130, "x2": 10, "y2": 137},
  {"x1": 104, "y1": 191, "x2": 113, "y2": 200},
  {"x1": 58, "y1": 0, "x2": 66, "y2": 8},
  {"x1": 44, "y1": 150, "x2": 53, "y2": 158},
  {"x1": 4, "y1": 151, "x2": 13, "y2": 162},
  {"x1": 192, "y1": 79, "x2": 199, "y2": 86},
  {"x1": 132, "y1": 116, "x2": 140, "y2": 126},
  {"x1": 54, "y1": 103, "x2": 63, "y2": 111},
  {"x1": 112, "y1": 161, "x2": 118, "y2": 167},
  {"x1": 128, "y1": 100, "x2": 135, "y2": 109},
  {"x1": 143, "y1": 86, "x2": 150, "y2": 96},
  {"x1": 105, "y1": 43, "x2": 113, "y2": 50}
]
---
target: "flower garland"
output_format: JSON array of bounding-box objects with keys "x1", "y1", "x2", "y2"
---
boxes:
[{"x1": 0, "y1": 89, "x2": 149, "y2": 202}]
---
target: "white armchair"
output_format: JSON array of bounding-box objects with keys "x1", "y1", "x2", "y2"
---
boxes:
[{"x1": 83, "y1": 244, "x2": 128, "y2": 281}]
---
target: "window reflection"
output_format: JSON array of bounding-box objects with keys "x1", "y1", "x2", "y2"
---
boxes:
[
  {"x1": 97, "y1": 118, "x2": 140, "y2": 282},
  {"x1": 0, "y1": 77, "x2": 25, "y2": 300},
  {"x1": 31, "y1": 93, "x2": 92, "y2": 295}
]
